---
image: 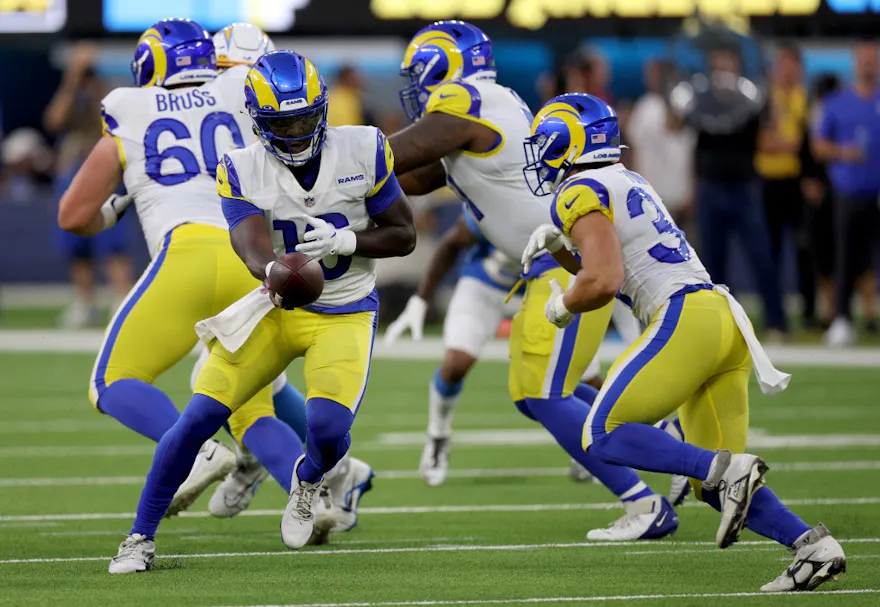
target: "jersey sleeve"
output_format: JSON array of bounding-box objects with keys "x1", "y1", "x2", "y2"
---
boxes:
[
  {"x1": 550, "y1": 177, "x2": 614, "y2": 238},
  {"x1": 100, "y1": 89, "x2": 128, "y2": 169},
  {"x1": 217, "y1": 153, "x2": 263, "y2": 230},
  {"x1": 365, "y1": 128, "x2": 402, "y2": 215}
]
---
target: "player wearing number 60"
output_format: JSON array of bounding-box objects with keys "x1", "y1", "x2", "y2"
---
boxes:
[{"x1": 520, "y1": 93, "x2": 846, "y2": 592}]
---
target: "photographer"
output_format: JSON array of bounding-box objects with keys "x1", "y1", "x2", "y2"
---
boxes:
[{"x1": 672, "y1": 41, "x2": 787, "y2": 338}]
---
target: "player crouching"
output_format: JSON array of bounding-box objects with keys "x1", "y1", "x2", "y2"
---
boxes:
[{"x1": 109, "y1": 51, "x2": 415, "y2": 573}]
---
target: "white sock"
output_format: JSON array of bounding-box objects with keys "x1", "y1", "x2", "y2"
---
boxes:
[{"x1": 427, "y1": 378, "x2": 460, "y2": 438}]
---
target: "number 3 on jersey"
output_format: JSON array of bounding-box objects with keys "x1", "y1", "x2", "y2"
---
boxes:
[
  {"x1": 144, "y1": 112, "x2": 244, "y2": 185},
  {"x1": 626, "y1": 187, "x2": 690, "y2": 264},
  {"x1": 272, "y1": 214, "x2": 352, "y2": 280}
]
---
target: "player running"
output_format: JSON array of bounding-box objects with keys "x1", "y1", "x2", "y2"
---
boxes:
[
  {"x1": 106, "y1": 50, "x2": 415, "y2": 573},
  {"x1": 389, "y1": 20, "x2": 682, "y2": 539},
  {"x1": 521, "y1": 93, "x2": 846, "y2": 592}
]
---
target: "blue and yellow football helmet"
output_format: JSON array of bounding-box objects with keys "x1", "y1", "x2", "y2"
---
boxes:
[
  {"x1": 244, "y1": 50, "x2": 329, "y2": 166},
  {"x1": 131, "y1": 18, "x2": 216, "y2": 88},
  {"x1": 399, "y1": 20, "x2": 495, "y2": 121},
  {"x1": 523, "y1": 93, "x2": 622, "y2": 196}
]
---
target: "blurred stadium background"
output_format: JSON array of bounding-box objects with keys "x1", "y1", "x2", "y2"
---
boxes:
[{"x1": 2, "y1": 0, "x2": 880, "y2": 342}]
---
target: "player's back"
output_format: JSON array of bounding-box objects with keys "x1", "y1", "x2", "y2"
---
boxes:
[
  {"x1": 430, "y1": 79, "x2": 550, "y2": 261},
  {"x1": 557, "y1": 164, "x2": 711, "y2": 323},
  {"x1": 103, "y1": 66, "x2": 252, "y2": 255}
]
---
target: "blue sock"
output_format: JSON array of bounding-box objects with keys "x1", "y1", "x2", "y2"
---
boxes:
[
  {"x1": 273, "y1": 383, "x2": 308, "y2": 442},
  {"x1": 97, "y1": 379, "x2": 180, "y2": 442},
  {"x1": 242, "y1": 416, "x2": 304, "y2": 494},
  {"x1": 433, "y1": 368, "x2": 463, "y2": 398},
  {"x1": 574, "y1": 382, "x2": 598, "y2": 406},
  {"x1": 297, "y1": 397, "x2": 355, "y2": 484},
  {"x1": 590, "y1": 423, "x2": 716, "y2": 480},
  {"x1": 130, "y1": 394, "x2": 230, "y2": 539},
  {"x1": 701, "y1": 486, "x2": 810, "y2": 547},
  {"x1": 525, "y1": 396, "x2": 653, "y2": 501}
]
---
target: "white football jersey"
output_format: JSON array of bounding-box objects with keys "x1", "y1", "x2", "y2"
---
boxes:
[
  {"x1": 423, "y1": 78, "x2": 550, "y2": 261},
  {"x1": 218, "y1": 126, "x2": 395, "y2": 311},
  {"x1": 101, "y1": 65, "x2": 253, "y2": 255},
  {"x1": 551, "y1": 164, "x2": 711, "y2": 324}
]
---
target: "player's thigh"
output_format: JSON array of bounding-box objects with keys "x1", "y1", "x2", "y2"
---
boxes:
[
  {"x1": 679, "y1": 367, "x2": 750, "y2": 455},
  {"x1": 509, "y1": 267, "x2": 612, "y2": 401},
  {"x1": 584, "y1": 293, "x2": 726, "y2": 448},
  {"x1": 303, "y1": 310, "x2": 378, "y2": 413},
  {"x1": 194, "y1": 308, "x2": 293, "y2": 412},
  {"x1": 89, "y1": 228, "x2": 211, "y2": 406},
  {"x1": 444, "y1": 277, "x2": 506, "y2": 358},
  {"x1": 227, "y1": 384, "x2": 276, "y2": 446}
]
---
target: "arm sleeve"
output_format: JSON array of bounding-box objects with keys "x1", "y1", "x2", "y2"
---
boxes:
[
  {"x1": 222, "y1": 197, "x2": 264, "y2": 231},
  {"x1": 366, "y1": 129, "x2": 402, "y2": 215},
  {"x1": 550, "y1": 178, "x2": 613, "y2": 238}
]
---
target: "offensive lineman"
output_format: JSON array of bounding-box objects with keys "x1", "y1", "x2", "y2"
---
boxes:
[{"x1": 388, "y1": 20, "x2": 680, "y2": 539}]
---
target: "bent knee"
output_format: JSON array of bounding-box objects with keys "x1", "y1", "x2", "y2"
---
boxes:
[{"x1": 440, "y1": 350, "x2": 477, "y2": 384}]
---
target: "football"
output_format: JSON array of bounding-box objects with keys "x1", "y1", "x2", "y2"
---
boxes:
[{"x1": 267, "y1": 252, "x2": 324, "y2": 310}]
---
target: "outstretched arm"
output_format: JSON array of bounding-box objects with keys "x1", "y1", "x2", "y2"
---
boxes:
[
  {"x1": 390, "y1": 112, "x2": 478, "y2": 175},
  {"x1": 417, "y1": 215, "x2": 479, "y2": 301}
]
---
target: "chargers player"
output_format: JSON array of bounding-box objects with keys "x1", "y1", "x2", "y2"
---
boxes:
[
  {"x1": 384, "y1": 205, "x2": 612, "y2": 486},
  {"x1": 107, "y1": 50, "x2": 415, "y2": 573},
  {"x1": 389, "y1": 20, "x2": 679, "y2": 540},
  {"x1": 57, "y1": 19, "x2": 316, "y2": 526},
  {"x1": 522, "y1": 93, "x2": 846, "y2": 592}
]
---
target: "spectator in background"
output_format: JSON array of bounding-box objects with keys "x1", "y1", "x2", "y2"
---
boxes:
[
  {"x1": 812, "y1": 39, "x2": 880, "y2": 346},
  {"x1": 43, "y1": 43, "x2": 133, "y2": 329},
  {"x1": 756, "y1": 45, "x2": 816, "y2": 328},
  {"x1": 327, "y1": 65, "x2": 377, "y2": 127},
  {"x1": 627, "y1": 60, "x2": 695, "y2": 234},
  {"x1": 800, "y1": 74, "x2": 842, "y2": 329},
  {"x1": 0, "y1": 128, "x2": 53, "y2": 204},
  {"x1": 678, "y1": 46, "x2": 788, "y2": 338}
]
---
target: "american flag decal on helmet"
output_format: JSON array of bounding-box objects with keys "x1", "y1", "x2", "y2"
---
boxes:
[{"x1": 591, "y1": 133, "x2": 606, "y2": 144}]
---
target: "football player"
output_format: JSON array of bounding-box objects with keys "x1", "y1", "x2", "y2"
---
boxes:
[
  {"x1": 181, "y1": 22, "x2": 376, "y2": 529},
  {"x1": 388, "y1": 20, "x2": 680, "y2": 540},
  {"x1": 522, "y1": 93, "x2": 846, "y2": 592},
  {"x1": 107, "y1": 50, "x2": 415, "y2": 573},
  {"x1": 384, "y1": 207, "x2": 609, "y2": 486}
]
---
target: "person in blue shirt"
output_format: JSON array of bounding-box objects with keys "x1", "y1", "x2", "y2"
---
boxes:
[{"x1": 813, "y1": 39, "x2": 880, "y2": 346}]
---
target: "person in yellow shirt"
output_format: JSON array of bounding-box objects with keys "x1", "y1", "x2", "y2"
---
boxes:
[
  {"x1": 757, "y1": 45, "x2": 814, "y2": 327},
  {"x1": 327, "y1": 65, "x2": 375, "y2": 127}
]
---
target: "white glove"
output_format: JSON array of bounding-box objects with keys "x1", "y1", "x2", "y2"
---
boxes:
[
  {"x1": 522, "y1": 223, "x2": 571, "y2": 274},
  {"x1": 383, "y1": 295, "x2": 428, "y2": 346},
  {"x1": 294, "y1": 215, "x2": 357, "y2": 260},
  {"x1": 99, "y1": 193, "x2": 133, "y2": 230},
  {"x1": 544, "y1": 278, "x2": 574, "y2": 328}
]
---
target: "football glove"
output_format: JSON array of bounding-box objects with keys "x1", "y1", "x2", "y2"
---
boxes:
[
  {"x1": 522, "y1": 223, "x2": 571, "y2": 274},
  {"x1": 99, "y1": 193, "x2": 133, "y2": 230},
  {"x1": 294, "y1": 215, "x2": 357, "y2": 260},
  {"x1": 383, "y1": 295, "x2": 428, "y2": 346},
  {"x1": 544, "y1": 278, "x2": 574, "y2": 328}
]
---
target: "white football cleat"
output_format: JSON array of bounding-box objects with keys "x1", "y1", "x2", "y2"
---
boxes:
[
  {"x1": 208, "y1": 449, "x2": 269, "y2": 518},
  {"x1": 323, "y1": 455, "x2": 375, "y2": 532},
  {"x1": 824, "y1": 317, "x2": 855, "y2": 348},
  {"x1": 419, "y1": 436, "x2": 450, "y2": 486},
  {"x1": 166, "y1": 439, "x2": 236, "y2": 518},
  {"x1": 706, "y1": 451, "x2": 768, "y2": 548},
  {"x1": 761, "y1": 525, "x2": 846, "y2": 592},
  {"x1": 281, "y1": 455, "x2": 322, "y2": 550},
  {"x1": 108, "y1": 533, "x2": 155, "y2": 574},
  {"x1": 586, "y1": 495, "x2": 678, "y2": 541}
]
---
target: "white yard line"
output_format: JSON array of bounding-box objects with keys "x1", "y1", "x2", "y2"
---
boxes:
[
  {"x1": 5, "y1": 330, "x2": 880, "y2": 367},
  {"x1": 218, "y1": 589, "x2": 880, "y2": 607},
  {"x1": 0, "y1": 538, "x2": 877, "y2": 566},
  {"x1": 4, "y1": 460, "x2": 880, "y2": 488},
  {"x1": 3, "y1": 498, "x2": 880, "y2": 523}
]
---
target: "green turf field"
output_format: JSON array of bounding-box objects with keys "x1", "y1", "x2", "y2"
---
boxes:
[{"x1": 1, "y1": 353, "x2": 879, "y2": 606}]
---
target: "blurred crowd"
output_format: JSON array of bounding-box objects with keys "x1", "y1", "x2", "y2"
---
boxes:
[{"x1": 3, "y1": 34, "x2": 880, "y2": 346}]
